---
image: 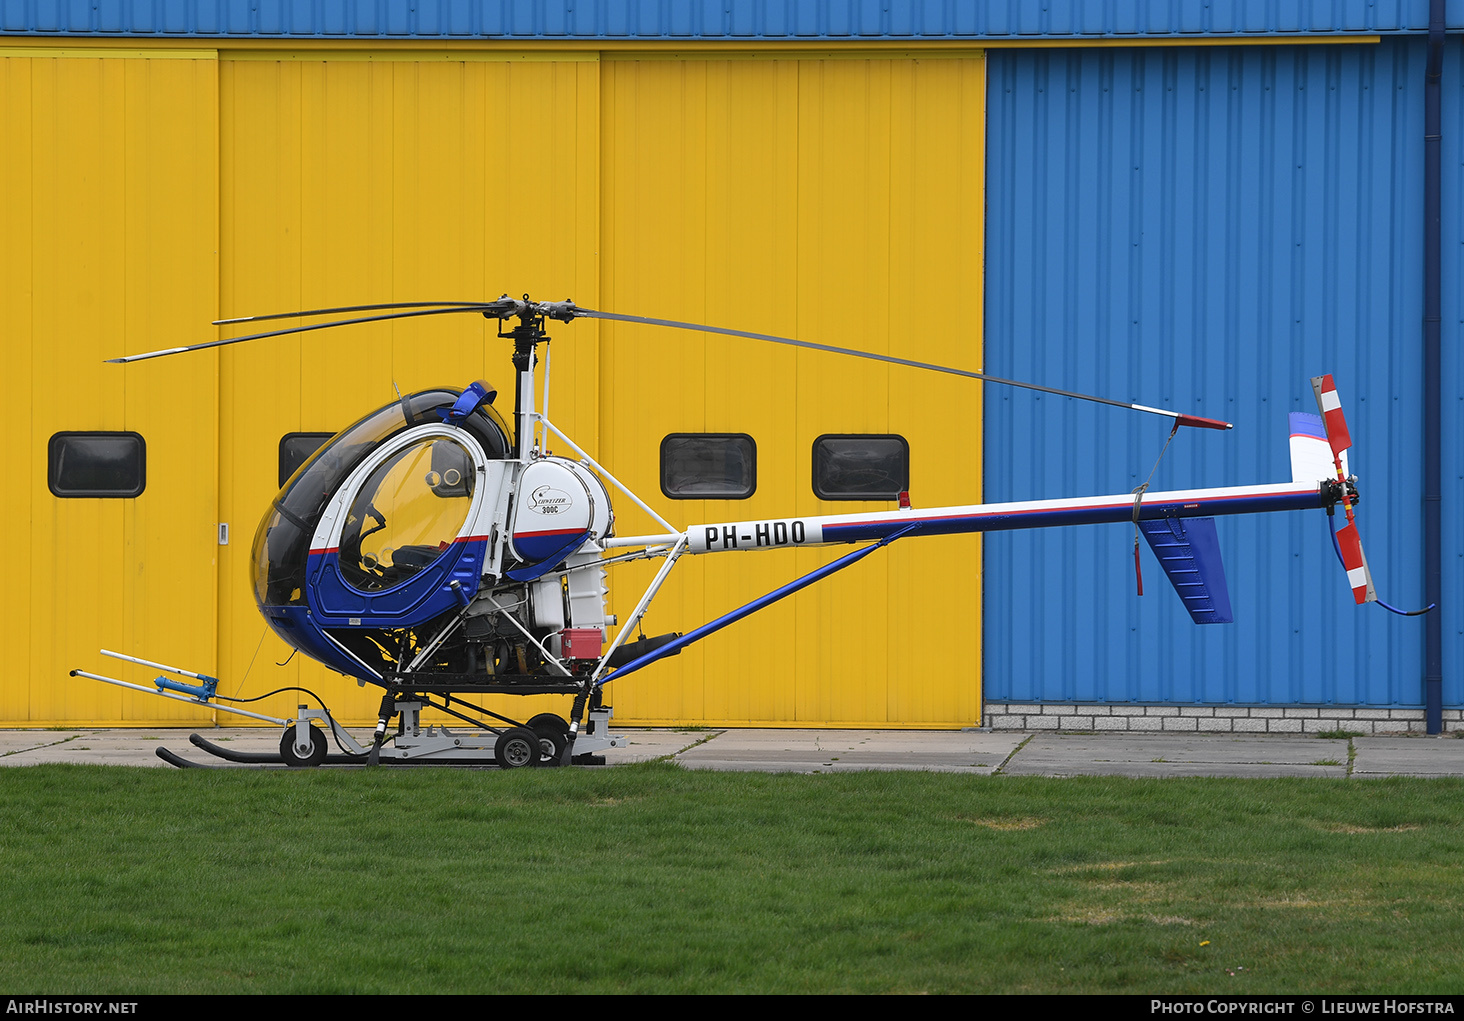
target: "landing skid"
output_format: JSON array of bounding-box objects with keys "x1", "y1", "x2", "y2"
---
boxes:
[
  {"x1": 157, "y1": 704, "x2": 621, "y2": 770},
  {"x1": 156, "y1": 746, "x2": 230, "y2": 769},
  {"x1": 190, "y1": 732, "x2": 366, "y2": 765},
  {"x1": 76, "y1": 652, "x2": 622, "y2": 770}
]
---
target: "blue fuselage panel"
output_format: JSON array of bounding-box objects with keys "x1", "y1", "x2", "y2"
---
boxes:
[{"x1": 306, "y1": 539, "x2": 487, "y2": 625}]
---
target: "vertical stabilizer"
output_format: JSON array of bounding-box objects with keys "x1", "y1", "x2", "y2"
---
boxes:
[{"x1": 1289, "y1": 412, "x2": 1346, "y2": 483}]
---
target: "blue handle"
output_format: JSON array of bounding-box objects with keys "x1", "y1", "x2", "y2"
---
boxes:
[{"x1": 154, "y1": 675, "x2": 218, "y2": 701}]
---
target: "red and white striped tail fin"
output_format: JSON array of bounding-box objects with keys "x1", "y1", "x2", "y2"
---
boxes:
[
  {"x1": 1334, "y1": 521, "x2": 1378, "y2": 605},
  {"x1": 1310, "y1": 374, "x2": 1353, "y2": 459}
]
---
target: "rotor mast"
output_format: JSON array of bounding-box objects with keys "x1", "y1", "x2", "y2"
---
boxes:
[{"x1": 500, "y1": 301, "x2": 546, "y2": 462}]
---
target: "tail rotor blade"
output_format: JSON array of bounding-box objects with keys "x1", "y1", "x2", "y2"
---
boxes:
[
  {"x1": 1310, "y1": 374, "x2": 1353, "y2": 459},
  {"x1": 1334, "y1": 521, "x2": 1378, "y2": 605},
  {"x1": 1326, "y1": 508, "x2": 1434, "y2": 616}
]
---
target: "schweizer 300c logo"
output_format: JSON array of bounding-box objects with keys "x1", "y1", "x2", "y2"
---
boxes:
[{"x1": 529, "y1": 485, "x2": 573, "y2": 515}]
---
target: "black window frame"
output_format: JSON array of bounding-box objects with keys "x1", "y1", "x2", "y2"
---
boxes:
[
  {"x1": 659, "y1": 432, "x2": 758, "y2": 500},
  {"x1": 279, "y1": 432, "x2": 337, "y2": 488},
  {"x1": 811, "y1": 433, "x2": 910, "y2": 501},
  {"x1": 48, "y1": 431, "x2": 147, "y2": 499}
]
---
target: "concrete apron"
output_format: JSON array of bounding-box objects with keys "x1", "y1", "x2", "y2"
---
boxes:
[{"x1": 1, "y1": 727, "x2": 1463, "y2": 777}]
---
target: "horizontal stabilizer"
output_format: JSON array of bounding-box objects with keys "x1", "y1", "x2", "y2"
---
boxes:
[
  {"x1": 1289, "y1": 412, "x2": 1346, "y2": 483},
  {"x1": 1138, "y1": 517, "x2": 1234, "y2": 624}
]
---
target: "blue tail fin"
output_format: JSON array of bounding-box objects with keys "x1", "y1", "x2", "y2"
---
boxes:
[{"x1": 1138, "y1": 517, "x2": 1234, "y2": 624}]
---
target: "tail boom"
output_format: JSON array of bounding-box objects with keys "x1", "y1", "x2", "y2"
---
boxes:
[{"x1": 616, "y1": 481, "x2": 1330, "y2": 555}]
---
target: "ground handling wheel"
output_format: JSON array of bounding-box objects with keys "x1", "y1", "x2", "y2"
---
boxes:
[
  {"x1": 527, "y1": 713, "x2": 570, "y2": 737},
  {"x1": 494, "y1": 727, "x2": 541, "y2": 769},
  {"x1": 528, "y1": 715, "x2": 570, "y2": 767},
  {"x1": 279, "y1": 724, "x2": 328, "y2": 768}
]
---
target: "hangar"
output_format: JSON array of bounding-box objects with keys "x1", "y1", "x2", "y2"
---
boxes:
[{"x1": 1, "y1": 2, "x2": 1458, "y2": 732}]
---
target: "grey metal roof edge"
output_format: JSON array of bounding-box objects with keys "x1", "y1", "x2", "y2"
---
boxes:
[
  {"x1": 1, "y1": 0, "x2": 1459, "y2": 42},
  {"x1": 0, "y1": 30, "x2": 1451, "y2": 41}
]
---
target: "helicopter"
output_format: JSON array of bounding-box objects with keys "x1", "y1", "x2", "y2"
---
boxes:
[{"x1": 72, "y1": 296, "x2": 1423, "y2": 769}]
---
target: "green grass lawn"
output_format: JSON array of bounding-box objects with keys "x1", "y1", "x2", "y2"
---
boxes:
[{"x1": 0, "y1": 763, "x2": 1460, "y2": 994}]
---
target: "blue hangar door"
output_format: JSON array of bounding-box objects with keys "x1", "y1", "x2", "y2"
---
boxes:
[{"x1": 982, "y1": 39, "x2": 1459, "y2": 710}]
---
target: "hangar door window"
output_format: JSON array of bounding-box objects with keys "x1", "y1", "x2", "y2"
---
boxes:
[
  {"x1": 48, "y1": 432, "x2": 146, "y2": 498},
  {"x1": 812, "y1": 435, "x2": 909, "y2": 500},
  {"x1": 279, "y1": 433, "x2": 336, "y2": 488},
  {"x1": 660, "y1": 434, "x2": 756, "y2": 499}
]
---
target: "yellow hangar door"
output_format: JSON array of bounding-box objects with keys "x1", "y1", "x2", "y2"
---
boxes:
[
  {"x1": 0, "y1": 49, "x2": 220, "y2": 726},
  {"x1": 215, "y1": 52, "x2": 602, "y2": 725},
  {"x1": 2, "y1": 45, "x2": 981, "y2": 730},
  {"x1": 597, "y1": 54, "x2": 985, "y2": 728}
]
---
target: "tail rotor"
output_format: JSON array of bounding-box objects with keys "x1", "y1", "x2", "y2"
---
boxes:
[
  {"x1": 1307, "y1": 374, "x2": 1431, "y2": 617},
  {"x1": 1310, "y1": 374, "x2": 1376, "y2": 606}
]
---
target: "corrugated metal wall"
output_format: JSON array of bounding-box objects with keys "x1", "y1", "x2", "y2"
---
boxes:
[
  {"x1": 984, "y1": 37, "x2": 1462, "y2": 707},
  {"x1": 1446, "y1": 35, "x2": 1464, "y2": 717},
  {"x1": 1, "y1": 1, "x2": 1457, "y2": 38}
]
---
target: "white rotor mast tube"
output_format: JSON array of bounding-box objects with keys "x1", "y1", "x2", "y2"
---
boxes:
[
  {"x1": 517, "y1": 342, "x2": 537, "y2": 463},
  {"x1": 538, "y1": 343, "x2": 551, "y2": 451}
]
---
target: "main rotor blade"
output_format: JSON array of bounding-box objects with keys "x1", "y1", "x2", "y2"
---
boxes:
[
  {"x1": 576, "y1": 308, "x2": 1233, "y2": 431},
  {"x1": 214, "y1": 300, "x2": 494, "y2": 326},
  {"x1": 108, "y1": 304, "x2": 512, "y2": 364}
]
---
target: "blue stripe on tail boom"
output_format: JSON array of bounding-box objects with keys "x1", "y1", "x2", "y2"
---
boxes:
[{"x1": 819, "y1": 489, "x2": 1324, "y2": 545}]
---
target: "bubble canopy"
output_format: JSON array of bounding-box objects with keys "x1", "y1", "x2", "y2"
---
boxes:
[
  {"x1": 251, "y1": 388, "x2": 510, "y2": 611},
  {"x1": 337, "y1": 436, "x2": 477, "y2": 593}
]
